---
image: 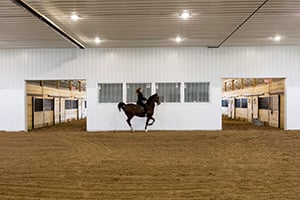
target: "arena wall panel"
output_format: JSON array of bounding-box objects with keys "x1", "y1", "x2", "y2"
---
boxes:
[{"x1": 0, "y1": 46, "x2": 300, "y2": 131}]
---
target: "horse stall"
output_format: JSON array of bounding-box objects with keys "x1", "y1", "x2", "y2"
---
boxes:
[
  {"x1": 63, "y1": 98, "x2": 79, "y2": 122},
  {"x1": 222, "y1": 78, "x2": 285, "y2": 129},
  {"x1": 26, "y1": 80, "x2": 86, "y2": 130}
]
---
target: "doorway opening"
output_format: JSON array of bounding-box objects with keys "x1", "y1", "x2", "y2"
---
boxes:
[
  {"x1": 221, "y1": 78, "x2": 285, "y2": 130},
  {"x1": 26, "y1": 80, "x2": 87, "y2": 131}
]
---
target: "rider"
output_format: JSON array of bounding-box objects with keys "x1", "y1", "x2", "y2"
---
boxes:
[{"x1": 136, "y1": 87, "x2": 147, "y2": 114}]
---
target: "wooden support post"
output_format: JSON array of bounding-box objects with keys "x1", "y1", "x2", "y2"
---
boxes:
[
  {"x1": 231, "y1": 79, "x2": 235, "y2": 91},
  {"x1": 56, "y1": 80, "x2": 60, "y2": 89},
  {"x1": 78, "y1": 81, "x2": 82, "y2": 92},
  {"x1": 253, "y1": 78, "x2": 257, "y2": 87},
  {"x1": 241, "y1": 78, "x2": 244, "y2": 89},
  {"x1": 69, "y1": 80, "x2": 72, "y2": 91},
  {"x1": 224, "y1": 81, "x2": 227, "y2": 92}
]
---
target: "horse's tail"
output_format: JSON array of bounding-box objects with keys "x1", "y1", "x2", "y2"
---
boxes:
[{"x1": 118, "y1": 102, "x2": 126, "y2": 111}]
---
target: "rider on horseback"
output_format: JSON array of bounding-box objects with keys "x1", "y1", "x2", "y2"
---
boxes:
[{"x1": 136, "y1": 87, "x2": 147, "y2": 115}]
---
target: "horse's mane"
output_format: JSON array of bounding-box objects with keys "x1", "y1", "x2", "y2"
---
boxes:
[{"x1": 146, "y1": 93, "x2": 158, "y2": 103}]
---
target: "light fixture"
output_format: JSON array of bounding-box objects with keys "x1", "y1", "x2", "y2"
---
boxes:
[
  {"x1": 70, "y1": 14, "x2": 79, "y2": 21},
  {"x1": 273, "y1": 35, "x2": 281, "y2": 41},
  {"x1": 180, "y1": 10, "x2": 190, "y2": 20},
  {"x1": 94, "y1": 37, "x2": 101, "y2": 44},
  {"x1": 174, "y1": 36, "x2": 183, "y2": 43}
]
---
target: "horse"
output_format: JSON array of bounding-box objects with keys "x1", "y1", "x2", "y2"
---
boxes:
[{"x1": 118, "y1": 93, "x2": 160, "y2": 132}]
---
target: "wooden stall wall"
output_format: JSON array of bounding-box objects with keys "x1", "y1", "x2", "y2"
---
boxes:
[
  {"x1": 280, "y1": 94, "x2": 284, "y2": 129},
  {"x1": 222, "y1": 79, "x2": 285, "y2": 128},
  {"x1": 27, "y1": 96, "x2": 33, "y2": 130}
]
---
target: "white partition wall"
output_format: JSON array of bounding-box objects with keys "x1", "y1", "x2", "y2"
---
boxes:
[{"x1": 0, "y1": 46, "x2": 300, "y2": 131}]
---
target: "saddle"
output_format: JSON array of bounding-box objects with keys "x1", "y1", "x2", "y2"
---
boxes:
[{"x1": 137, "y1": 104, "x2": 147, "y2": 115}]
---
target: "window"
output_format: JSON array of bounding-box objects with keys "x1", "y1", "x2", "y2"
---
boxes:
[
  {"x1": 184, "y1": 82, "x2": 209, "y2": 102},
  {"x1": 34, "y1": 98, "x2": 54, "y2": 111},
  {"x1": 34, "y1": 98, "x2": 43, "y2": 112},
  {"x1": 221, "y1": 99, "x2": 228, "y2": 107},
  {"x1": 234, "y1": 98, "x2": 247, "y2": 108},
  {"x1": 258, "y1": 97, "x2": 269, "y2": 109},
  {"x1": 126, "y1": 83, "x2": 152, "y2": 103},
  {"x1": 43, "y1": 99, "x2": 54, "y2": 111},
  {"x1": 235, "y1": 98, "x2": 241, "y2": 108},
  {"x1": 241, "y1": 98, "x2": 248, "y2": 108},
  {"x1": 155, "y1": 82, "x2": 180, "y2": 102},
  {"x1": 98, "y1": 83, "x2": 122, "y2": 103},
  {"x1": 65, "y1": 100, "x2": 78, "y2": 109}
]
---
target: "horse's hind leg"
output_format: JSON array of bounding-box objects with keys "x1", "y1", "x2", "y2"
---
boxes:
[{"x1": 126, "y1": 116, "x2": 134, "y2": 132}]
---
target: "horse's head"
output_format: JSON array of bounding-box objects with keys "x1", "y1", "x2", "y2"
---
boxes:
[
  {"x1": 153, "y1": 93, "x2": 161, "y2": 105},
  {"x1": 147, "y1": 93, "x2": 161, "y2": 106}
]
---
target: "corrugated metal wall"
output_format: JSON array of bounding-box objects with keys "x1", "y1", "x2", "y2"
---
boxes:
[
  {"x1": 1, "y1": 46, "x2": 299, "y2": 88},
  {"x1": 0, "y1": 46, "x2": 300, "y2": 131}
]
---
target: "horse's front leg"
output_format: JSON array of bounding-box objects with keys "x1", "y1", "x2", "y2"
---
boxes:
[
  {"x1": 148, "y1": 117, "x2": 155, "y2": 126},
  {"x1": 144, "y1": 116, "x2": 155, "y2": 132}
]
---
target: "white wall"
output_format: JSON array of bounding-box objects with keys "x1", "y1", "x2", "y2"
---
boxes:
[
  {"x1": 0, "y1": 46, "x2": 299, "y2": 131},
  {"x1": 0, "y1": 89, "x2": 25, "y2": 131}
]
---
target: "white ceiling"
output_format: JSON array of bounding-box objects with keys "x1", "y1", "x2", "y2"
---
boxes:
[{"x1": 1, "y1": 0, "x2": 300, "y2": 49}]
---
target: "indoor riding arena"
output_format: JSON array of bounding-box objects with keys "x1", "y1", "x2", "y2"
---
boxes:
[{"x1": 0, "y1": 0, "x2": 300, "y2": 200}]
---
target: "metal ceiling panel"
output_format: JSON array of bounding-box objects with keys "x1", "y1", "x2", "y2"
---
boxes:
[
  {"x1": 1, "y1": 0, "x2": 300, "y2": 48},
  {"x1": 0, "y1": 0, "x2": 74, "y2": 48},
  {"x1": 226, "y1": 0, "x2": 300, "y2": 45}
]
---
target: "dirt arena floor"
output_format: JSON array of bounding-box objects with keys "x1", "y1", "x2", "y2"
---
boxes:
[{"x1": 0, "y1": 119, "x2": 299, "y2": 200}]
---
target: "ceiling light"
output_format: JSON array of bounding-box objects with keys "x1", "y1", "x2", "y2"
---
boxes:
[
  {"x1": 175, "y1": 36, "x2": 183, "y2": 43},
  {"x1": 273, "y1": 35, "x2": 281, "y2": 41},
  {"x1": 94, "y1": 37, "x2": 101, "y2": 44},
  {"x1": 180, "y1": 10, "x2": 190, "y2": 20},
  {"x1": 70, "y1": 14, "x2": 79, "y2": 21}
]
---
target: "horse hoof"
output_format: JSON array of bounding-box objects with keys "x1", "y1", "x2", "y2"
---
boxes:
[
  {"x1": 131, "y1": 129, "x2": 135, "y2": 133},
  {"x1": 145, "y1": 129, "x2": 148, "y2": 133}
]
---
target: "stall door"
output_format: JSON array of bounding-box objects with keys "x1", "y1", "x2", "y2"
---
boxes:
[
  {"x1": 247, "y1": 97, "x2": 252, "y2": 123},
  {"x1": 78, "y1": 99, "x2": 82, "y2": 119},
  {"x1": 228, "y1": 98, "x2": 235, "y2": 119},
  {"x1": 60, "y1": 98, "x2": 66, "y2": 123},
  {"x1": 269, "y1": 95, "x2": 280, "y2": 128},
  {"x1": 54, "y1": 98, "x2": 60, "y2": 124},
  {"x1": 252, "y1": 96, "x2": 258, "y2": 119}
]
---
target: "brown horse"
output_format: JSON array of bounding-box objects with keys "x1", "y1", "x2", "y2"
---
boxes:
[{"x1": 118, "y1": 93, "x2": 160, "y2": 132}]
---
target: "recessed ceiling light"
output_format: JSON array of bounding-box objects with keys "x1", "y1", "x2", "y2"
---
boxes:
[
  {"x1": 273, "y1": 35, "x2": 281, "y2": 41},
  {"x1": 175, "y1": 36, "x2": 183, "y2": 43},
  {"x1": 94, "y1": 37, "x2": 102, "y2": 44},
  {"x1": 180, "y1": 10, "x2": 190, "y2": 20},
  {"x1": 70, "y1": 14, "x2": 79, "y2": 21}
]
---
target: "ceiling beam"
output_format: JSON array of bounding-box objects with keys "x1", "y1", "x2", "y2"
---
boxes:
[
  {"x1": 11, "y1": 0, "x2": 85, "y2": 49},
  {"x1": 209, "y1": 0, "x2": 270, "y2": 48}
]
